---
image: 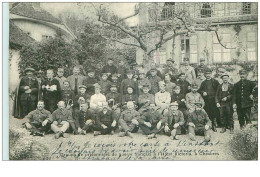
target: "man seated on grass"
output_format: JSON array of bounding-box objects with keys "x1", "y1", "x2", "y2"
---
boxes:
[
  {"x1": 51, "y1": 101, "x2": 72, "y2": 139},
  {"x1": 23, "y1": 100, "x2": 52, "y2": 136},
  {"x1": 163, "y1": 102, "x2": 185, "y2": 140},
  {"x1": 94, "y1": 102, "x2": 117, "y2": 136},
  {"x1": 187, "y1": 101, "x2": 212, "y2": 144},
  {"x1": 118, "y1": 101, "x2": 141, "y2": 138},
  {"x1": 138, "y1": 103, "x2": 164, "y2": 139}
]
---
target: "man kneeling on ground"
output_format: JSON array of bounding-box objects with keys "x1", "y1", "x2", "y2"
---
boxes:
[
  {"x1": 138, "y1": 103, "x2": 164, "y2": 139},
  {"x1": 187, "y1": 101, "x2": 212, "y2": 143},
  {"x1": 23, "y1": 100, "x2": 52, "y2": 136},
  {"x1": 94, "y1": 102, "x2": 117, "y2": 136},
  {"x1": 163, "y1": 102, "x2": 185, "y2": 140},
  {"x1": 51, "y1": 101, "x2": 72, "y2": 139},
  {"x1": 118, "y1": 101, "x2": 140, "y2": 138}
]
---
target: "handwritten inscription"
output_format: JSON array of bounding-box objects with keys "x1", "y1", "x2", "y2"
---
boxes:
[{"x1": 45, "y1": 140, "x2": 222, "y2": 160}]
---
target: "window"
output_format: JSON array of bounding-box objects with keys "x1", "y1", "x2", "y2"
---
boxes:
[
  {"x1": 242, "y1": 2, "x2": 251, "y2": 14},
  {"x1": 161, "y1": 2, "x2": 175, "y2": 21},
  {"x1": 181, "y1": 35, "x2": 198, "y2": 63},
  {"x1": 247, "y1": 32, "x2": 257, "y2": 62},
  {"x1": 213, "y1": 33, "x2": 231, "y2": 63},
  {"x1": 201, "y1": 3, "x2": 212, "y2": 18},
  {"x1": 153, "y1": 48, "x2": 167, "y2": 65}
]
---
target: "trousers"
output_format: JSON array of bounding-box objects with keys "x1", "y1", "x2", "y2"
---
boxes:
[
  {"x1": 164, "y1": 126, "x2": 182, "y2": 136},
  {"x1": 44, "y1": 99, "x2": 58, "y2": 113},
  {"x1": 188, "y1": 126, "x2": 211, "y2": 140},
  {"x1": 21, "y1": 99, "x2": 37, "y2": 118},
  {"x1": 139, "y1": 124, "x2": 163, "y2": 135},
  {"x1": 27, "y1": 122, "x2": 51, "y2": 134},
  {"x1": 118, "y1": 119, "x2": 139, "y2": 133},
  {"x1": 237, "y1": 107, "x2": 252, "y2": 127},
  {"x1": 219, "y1": 105, "x2": 233, "y2": 128},
  {"x1": 51, "y1": 121, "x2": 70, "y2": 133}
]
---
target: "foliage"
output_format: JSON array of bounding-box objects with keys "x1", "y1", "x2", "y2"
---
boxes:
[
  {"x1": 229, "y1": 125, "x2": 258, "y2": 160},
  {"x1": 9, "y1": 127, "x2": 49, "y2": 160}
]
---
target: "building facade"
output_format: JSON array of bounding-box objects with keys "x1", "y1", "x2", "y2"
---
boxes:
[{"x1": 136, "y1": 2, "x2": 258, "y2": 68}]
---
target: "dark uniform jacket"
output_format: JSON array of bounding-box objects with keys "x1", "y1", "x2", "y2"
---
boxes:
[
  {"x1": 188, "y1": 110, "x2": 211, "y2": 129},
  {"x1": 164, "y1": 110, "x2": 185, "y2": 129},
  {"x1": 139, "y1": 109, "x2": 162, "y2": 125},
  {"x1": 96, "y1": 110, "x2": 115, "y2": 127},
  {"x1": 74, "y1": 109, "x2": 92, "y2": 129},
  {"x1": 233, "y1": 79, "x2": 256, "y2": 108},
  {"x1": 83, "y1": 77, "x2": 98, "y2": 95},
  {"x1": 199, "y1": 78, "x2": 219, "y2": 99},
  {"x1": 120, "y1": 78, "x2": 138, "y2": 95},
  {"x1": 148, "y1": 76, "x2": 162, "y2": 94},
  {"x1": 171, "y1": 92, "x2": 187, "y2": 111},
  {"x1": 215, "y1": 83, "x2": 233, "y2": 107},
  {"x1": 19, "y1": 76, "x2": 39, "y2": 101},
  {"x1": 52, "y1": 108, "x2": 72, "y2": 124},
  {"x1": 122, "y1": 94, "x2": 138, "y2": 105},
  {"x1": 25, "y1": 108, "x2": 52, "y2": 124},
  {"x1": 74, "y1": 92, "x2": 91, "y2": 108},
  {"x1": 176, "y1": 79, "x2": 190, "y2": 95},
  {"x1": 106, "y1": 92, "x2": 121, "y2": 107},
  {"x1": 41, "y1": 78, "x2": 61, "y2": 101}
]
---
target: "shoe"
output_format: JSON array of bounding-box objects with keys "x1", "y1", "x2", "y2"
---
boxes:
[
  {"x1": 55, "y1": 131, "x2": 62, "y2": 139},
  {"x1": 147, "y1": 133, "x2": 155, "y2": 139},
  {"x1": 74, "y1": 131, "x2": 79, "y2": 135},
  {"x1": 94, "y1": 131, "x2": 101, "y2": 136},
  {"x1": 170, "y1": 135, "x2": 174, "y2": 140},
  {"x1": 203, "y1": 137, "x2": 210, "y2": 145},
  {"x1": 126, "y1": 131, "x2": 133, "y2": 138},
  {"x1": 212, "y1": 126, "x2": 217, "y2": 132},
  {"x1": 220, "y1": 127, "x2": 226, "y2": 133},
  {"x1": 189, "y1": 133, "x2": 196, "y2": 141},
  {"x1": 118, "y1": 132, "x2": 126, "y2": 137},
  {"x1": 174, "y1": 135, "x2": 180, "y2": 140}
]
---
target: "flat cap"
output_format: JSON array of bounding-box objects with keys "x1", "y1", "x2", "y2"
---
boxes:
[
  {"x1": 25, "y1": 67, "x2": 35, "y2": 73},
  {"x1": 204, "y1": 67, "x2": 212, "y2": 73},
  {"x1": 191, "y1": 83, "x2": 199, "y2": 89},
  {"x1": 110, "y1": 84, "x2": 117, "y2": 88},
  {"x1": 170, "y1": 102, "x2": 179, "y2": 106},
  {"x1": 221, "y1": 72, "x2": 229, "y2": 78},
  {"x1": 239, "y1": 69, "x2": 247, "y2": 75},
  {"x1": 79, "y1": 85, "x2": 87, "y2": 89}
]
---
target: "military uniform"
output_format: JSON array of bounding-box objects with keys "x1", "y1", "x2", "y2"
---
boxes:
[
  {"x1": 122, "y1": 93, "x2": 138, "y2": 105},
  {"x1": 233, "y1": 78, "x2": 256, "y2": 127},
  {"x1": 176, "y1": 79, "x2": 191, "y2": 95},
  {"x1": 83, "y1": 76, "x2": 98, "y2": 95},
  {"x1": 51, "y1": 108, "x2": 72, "y2": 133},
  {"x1": 98, "y1": 79, "x2": 112, "y2": 95},
  {"x1": 148, "y1": 75, "x2": 162, "y2": 94},
  {"x1": 120, "y1": 78, "x2": 138, "y2": 95},
  {"x1": 41, "y1": 78, "x2": 61, "y2": 113},
  {"x1": 171, "y1": 92, "x2": 186, "y2": 112},
  {"x1": 139, "y1": 109, "x2": 163, "y2": 135},
  {"x1": 165, "y1": 81, "x2": 176, "y2": 96},
  {"x1": 24, "y1": 108, "x2": 52, "y2": 134}
]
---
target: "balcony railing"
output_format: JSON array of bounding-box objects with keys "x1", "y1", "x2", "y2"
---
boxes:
[{"x1": 147, "y1": 2, "x2": 258, "y2": 22}]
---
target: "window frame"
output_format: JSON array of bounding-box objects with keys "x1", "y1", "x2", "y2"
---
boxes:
[
  {"x1": 246, "y1": 31, "x2": 257, "y2": 63},
  {"x1": 212, "y1": 33, "x2": 232, "y2": 63}
]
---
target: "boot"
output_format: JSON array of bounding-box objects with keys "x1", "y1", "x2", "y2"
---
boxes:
[
  {"x1": 212, "y1": 119, "x2": 217, "y2": 132},
  {"x1": 212, "y1": 126, "x2": 217, "y2": 132},
  {"x1": 220, "y1": 127, "x2": 226, "y2": 133},
  {"x1": 94, "y1": 131, "x2": 101, "y2": 136}
]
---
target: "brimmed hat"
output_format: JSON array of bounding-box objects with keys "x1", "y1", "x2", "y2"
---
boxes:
[
  {"x1": 25, "y1": 68, "x2": 35, "y2": 73},
  {"x1": 204, "y1": 68, "x2": 212, "y2": 74},
  {"x1": 221, "y1": 72, "x2": 229, "y2": 78},
  {"x1": 239, "y1": 69, "x2": 247, "y2": 75},
  {"x1": 94, "y1": 83, "x2": 101, "y2": 89},
  {"x1": 191, "y1": 83, "x2": 199, "y2": 89},
  {"x1": 194, "y1": 101, "x2": 203, "y2": 106},
  {"x1": 110, "y1": 84, "x2": 117, "y2": 88}
]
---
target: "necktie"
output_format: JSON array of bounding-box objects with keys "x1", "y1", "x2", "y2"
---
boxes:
[{"x1": 75, "y1": 77, "x2": 78, "y2": 95}]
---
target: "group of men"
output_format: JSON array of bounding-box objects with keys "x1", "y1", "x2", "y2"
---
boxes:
[{"x1": 13, "y1": 57, "x2": 257, "y2": 143}]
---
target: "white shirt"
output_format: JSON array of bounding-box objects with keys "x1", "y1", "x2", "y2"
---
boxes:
[
  {"x1": 155, "y1": 91, "x2": 171, "y2": 109},
  {"x1": 90, "y1": 93, "x2": 106, "y2": 108}
]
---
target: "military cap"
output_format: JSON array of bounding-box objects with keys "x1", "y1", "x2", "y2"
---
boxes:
[
  {"x1": 150, "y1": 67, "x2": 158, "y2": 71},
  {"x1": 25, "y1": 67, "x2": 35, "y2": 73},
  {"x1": 127, "y1": 85, "x2": 134, "y2": 90},
  {"x1": 204, "y1": 67, "x2": 212, "y2": 74},
  {"x1": 88, "y1": 68, "x2": 95, "y2": 73},
  {"x1": 221, "y1": 72, "x2": 229, "y2": 78},
  {"x1": 239, "y1": 69, "x2": 247, "y2": 75},
  {"x1": 142, "y1": 84, "x2": 150, "y2": 89},
  {"x1": 170, "y1": 102, "x2": 179, "y2": 106},
  {"x1": 200, "y1": 58, "x2": 205, "y2": 62},
  {"x1": 167, "y1": 58, "x2": 174, "y2": 63},
  {"x1": 126, "y1": 101, "x2": 135, "y2": 107},
  {"x1": 191, "y1": 83, "x2": 199, "y2": 89},
  {"x1": 79, "y1": 85, "x2": 87, "y2": 89},
  {"x1": 94, "y1": 83, "x2": 101, "y2": 89},
  {"x1": 183, "y1": 57, "x2": 190, "y2": 62},
  {"x1": 179, "y1": 73, "x2": 185, "y2": 77},
  {"x1": 194, "y1": 101, "x2": 203, "y2": 106},
  {"x1": 110, "y1": 84, "x2": 117, "y2": 88}
]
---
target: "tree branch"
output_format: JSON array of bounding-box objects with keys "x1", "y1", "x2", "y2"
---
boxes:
[
  {"x1": 118, "y1": 7, "x2": 139, "y2": 22},
  {"x1": 101, "y1": 36, "x2": 141, "y2": 48}
]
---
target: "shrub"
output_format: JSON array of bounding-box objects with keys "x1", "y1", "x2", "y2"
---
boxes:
[
  {"x1": 9, "y1": 127, "x2": 49, "y2": 160},
  {"x1": 229, "y1": 124, "x2": 258, "y2": 160}
]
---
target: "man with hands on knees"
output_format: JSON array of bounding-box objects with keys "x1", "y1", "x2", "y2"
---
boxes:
[
  {"x1": 118, "y1": 101, "x2": 141, "y2": 138},
  {"x1": 94, "y1": 102, "x2": 117, "y2": 136},
  {"x1": 163, "y1": 102, "x2": 185, "y2": 140},
  {"x1": 51, "y1": 101, "x2": 72, "y2": 139},
  {"x1": 23, "y1": 100, "x2": 52, "y2": 136},
  {"x1": 187, "y1": 101, "x2": 212, "y2": 144},
  {"x1": 138, "y1": 103, "x2": 164, "y2": 139}
]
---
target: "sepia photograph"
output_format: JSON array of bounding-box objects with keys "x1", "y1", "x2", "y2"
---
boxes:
[{"x1": 7, "y1": 1, "x2": 258, "y2": 160}]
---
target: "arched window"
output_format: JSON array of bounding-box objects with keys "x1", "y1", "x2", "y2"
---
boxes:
[{"x1": 201, "y1": 3, "x2": 212, "y2": 18}]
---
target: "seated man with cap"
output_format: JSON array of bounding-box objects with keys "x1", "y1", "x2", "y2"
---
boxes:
[
  {"x1": 216, "y1": 72, "x2": 234, "y2": 134},
  {"x1": 13, "y1": 67, "x2": 40, "y2": 118},
  {"x1": 89, "y1": 84, "x2": 107, "y2": 109},
  {"x1": 155, "y1": 81, "x2": 171, "y2": 114},
  {"x1": 187, "y1": 101, "x2": 212, "y2": 143},
  {"x1": 138, "y1": 84, "x2": 155, "y2": 114},
  {"x1": 146, "y1": 63, "x2": 163, "y2": 79},
  {"x1": 94, "y1": 102, "x2": 117, "y2": 136},
  {"x1": 171, "y1": 85, "x2": 187, "y2": 113},
  {"x1": 139, "y1": 103, "x2": 164, "y2": 139},
  {"x1": 137, "y1": 69, "x2": 151, "y2": 94},
  {"x1": 176, "y1": 73, "x2": 191, "y2": 95},
  {"x1": 83, "y1": 68, "x2": 98, "y2": 95},
  {"x1": 120, "y1": 70, "x2": 138, "y2": 96},
  {"x1": 51, "y1": 101, "x2": 73, "y2": 139},
  {"x1": 122, "y1": 85, "x2": 138, "y2": 108},
  {"x1": 118, "y1": 101, "x2": 141, "y2": 138},
  {"x1": 163, "y1": 102, "x2": 185, "y2": 140},
  {"x1": 74, "y1": 85, "x2": 91, "y2": 111},
  {"x1": 23, "y1": 100, "x2": 52, "y2": 136},
  {"x1": 55, "y1": 68, "x2": 67, "y2": 90},
  {"x1": 98, "y1": 73, "x2": 112, "y2": 95},
  {"x1": 73, "y1": 103, "x2": 92, "y2": 135},
  {"x1": 148, "y1": 67, "x2": 162, "y2": 94}
]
